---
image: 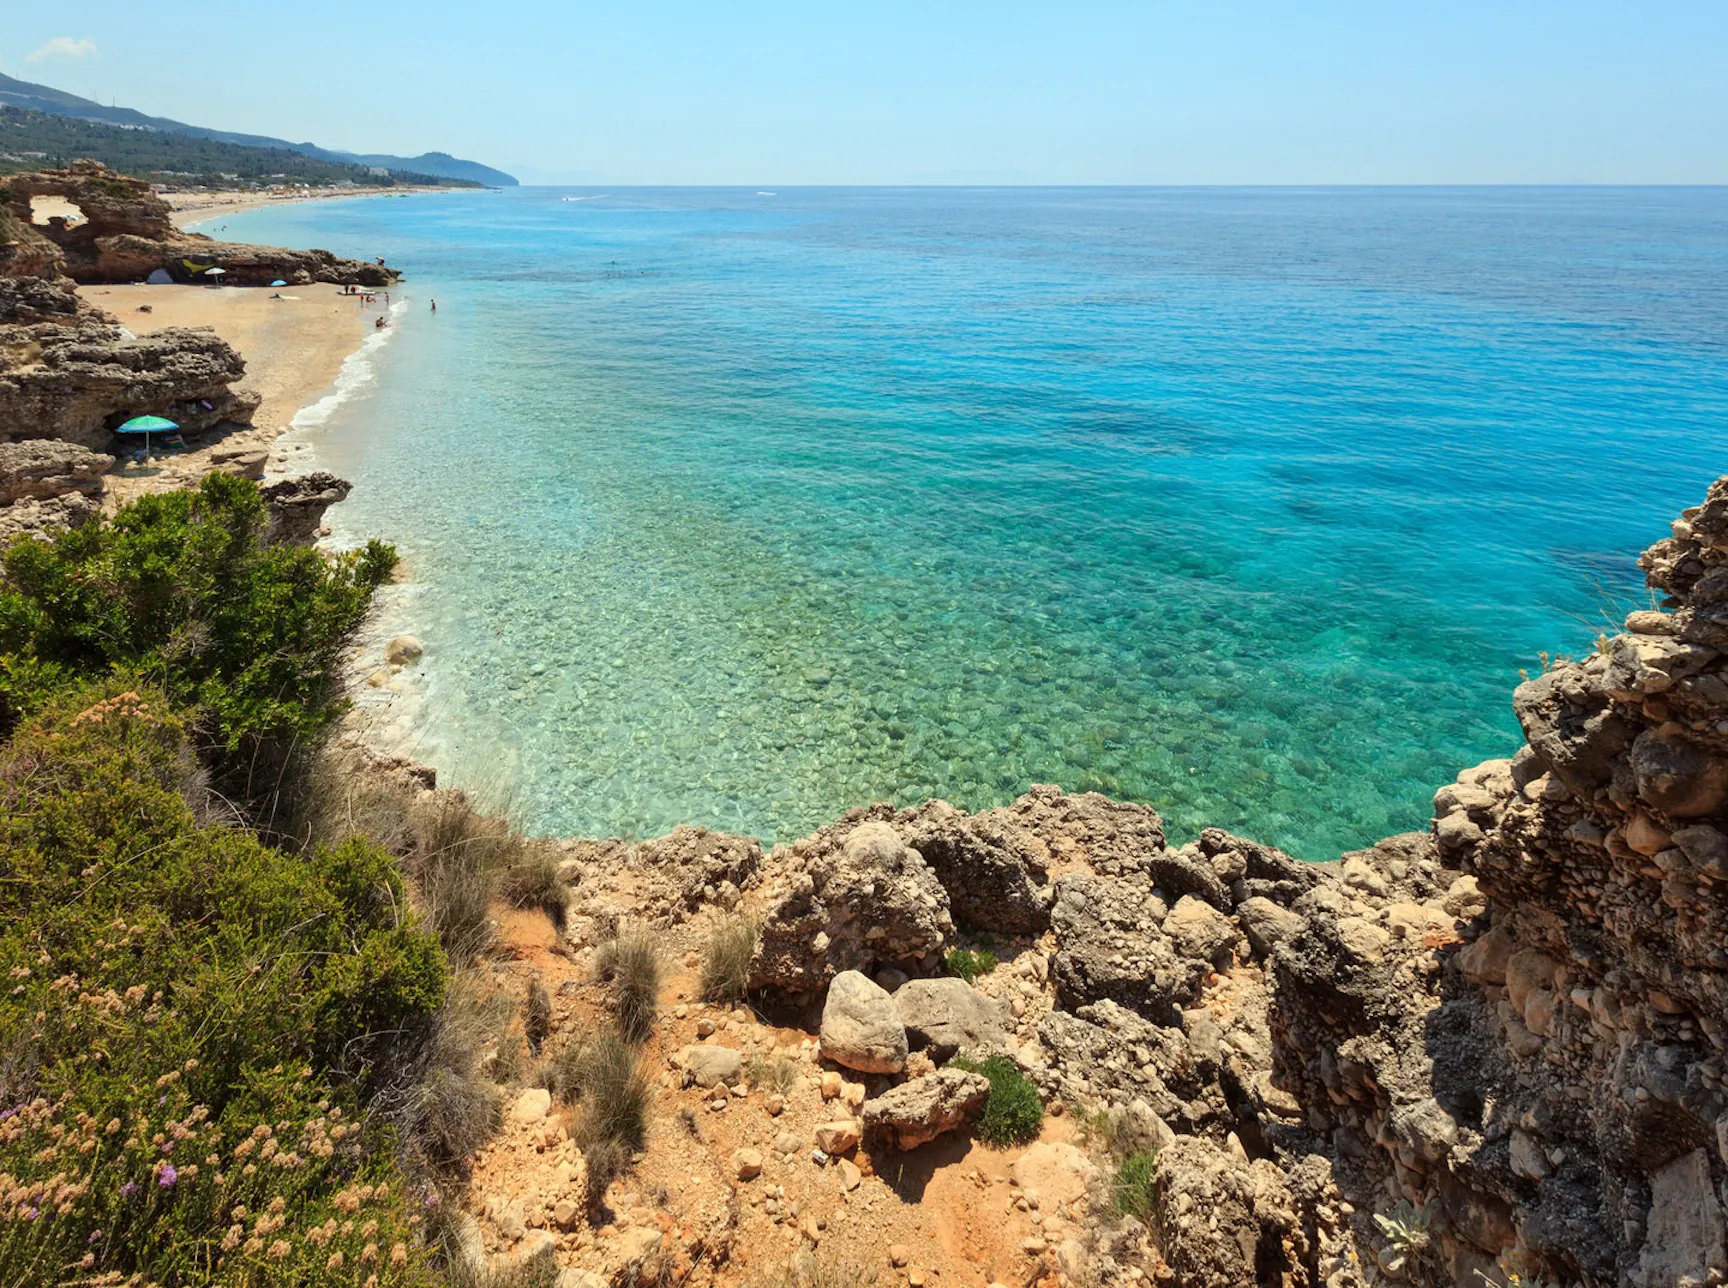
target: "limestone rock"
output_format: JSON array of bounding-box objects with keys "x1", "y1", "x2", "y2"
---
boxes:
[
  {"x1": 509, "y1": 1087, "x2": 550, "y2": 1125},
  {"x1": 1633, "y1": 1150, "x2": 1727, "y2": 1288},
  {"x1": 750, "y1": 818, "x2": 951, "y2": 998},
  {"x1": 0, "y1": 439, "x2": 111, "y2": 506},
  {"x1": 893, "y1": 976, "x2": 1007, "y2": 1059},
  {"x1": 819, "y1": 970, "x2": 908, "y2": 1073},
  {"x1": 813, "y1": 1121, "x2": 861, "y2": 1154},
  {"x1": 1162, "y1": 894, "x2": 1240, "y2": 965},
  {"x1": 261, "y1": 471, "x2": 352, "y2": 545},
  {"x1": 860, "y1": 1068, "x2": 991, "y2": 1150},
  {"x1": 680, "y1": 1044, "x2": 742, "y2": 1088},
  {"x1": 1011, "y1": 1141, "x2": 1097, "y2": 1206}
]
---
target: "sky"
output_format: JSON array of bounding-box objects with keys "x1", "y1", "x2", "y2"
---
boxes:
[{"x1": 7, "y1": 1, "x2": 1727, "y2": 185}]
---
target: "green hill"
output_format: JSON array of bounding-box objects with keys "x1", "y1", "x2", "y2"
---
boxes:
[
  {"x1": 0, "y1": 70, "x2": 516, "y2": 187},
  {"x1": 0, "y1": 107, "x2": 477, "y2": 189}
]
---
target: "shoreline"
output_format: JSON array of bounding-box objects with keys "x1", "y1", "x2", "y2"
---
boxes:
[
  {"x1": 86, "y1": 281, "x2": 394, "y2": 505},
  {"x1": 167, "y1": 183, "x2": 461, "y2": 231}
]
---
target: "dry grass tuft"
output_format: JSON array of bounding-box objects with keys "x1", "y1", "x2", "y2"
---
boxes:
[
  {"x1": 499, "y1": 846, "x2": 570, "y2": 927},
  {"x1": 525, "y1": 976, "x2": 552, "y2": 1054},
  {"x1": 699, "y1": 915, "x2": 758, "y2": 1004},
  {"x1": 401, "y1": 976, "x2": 506, "y2": 1167},
  {"x1": 596, "y1": 933, "x2": 661, "y2": 1043},
  {"x1": 548, "y1": 1029, "x2": 651, "y2": 1155}
]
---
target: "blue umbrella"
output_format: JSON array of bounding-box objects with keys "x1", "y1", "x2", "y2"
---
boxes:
[{"x1": 116, "y1": 414, "x2": 178, "y2": 458}]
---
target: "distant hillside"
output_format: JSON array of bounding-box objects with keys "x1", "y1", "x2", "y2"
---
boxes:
[
  {"x1": 0, "y1": 70, "x2": 516, "y2": 187},
  {"x1": 0, "y1": 108, "x2": 475, "y2": 189}
]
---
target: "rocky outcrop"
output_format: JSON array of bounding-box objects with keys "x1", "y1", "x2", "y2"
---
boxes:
[
  {"x1": 748, "y1": 816, "x2": 953, "y2": 998},
  {"x1": 1262, "y1": 474, "x2": 1728, "y2": 1288},
  {"x1": 260, "y1": 471, "x2": 352, "y2": 544},
  {"x1": 0, "y1": 439, "x2": 112, "y2": 507},
  {"x1": 1, "y1": 182, "x2": 263, "y2": 517},
  {"x1": 1, "y1": 323, "x2": 258, "y2": 452},
  {"x1": 0, "y1": 440, "x2": 112, "y2": 544},
  {"x1": 861, "y1": 1068, "x2": 990, "y2": 1150},
  {"x1": 6, "y1": 164, "x2": 397, "y2": 287}
]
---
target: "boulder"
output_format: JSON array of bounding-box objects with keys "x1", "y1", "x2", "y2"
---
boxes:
[
  {"x1": 1162, "y1": 894, "x2": 1240, "y2": 965},
  {"x1": 261, "y1": 471, "x2": 351, "y2": 544},
  {"x1": 1010, "y1": 1141, "x2": 1097, "y2": 1207},
  {"x1": 820, "y1": 970, "x2": 908, "y2": 1073},
  {"x1": 861, "y1": 1068, "x2": 991, "y2": 1150},
  {"x1": 813, "y1": 1121, "x2": 861, "y2": 1154},
  {"x1": 893, "y1": 977, "x2": 1008, "y2": 1059},
  {"x1": 749, "y1": 817, "x2": 952, "y2": 998},
  {"x1": 1148, "y1": 1138, "x2": 1308, "y2": 1288},
  {"x1": 680, "y1": 1044, "x2": 743, "y2": 1088},
  {"x1": 1236, "y1": 896, "x2": 1308, "y2": 956}
]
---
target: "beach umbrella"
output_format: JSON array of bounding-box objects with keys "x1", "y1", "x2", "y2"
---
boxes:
[
  {"x1": 204, "y1": 267, "x2": 227, "y2": 284},
  {"x1": 270, "y1": 279, "x2": 287, "y2": 287},
  {"x1": 115, "y1": 414, "x2": 178, "y2": 458}
]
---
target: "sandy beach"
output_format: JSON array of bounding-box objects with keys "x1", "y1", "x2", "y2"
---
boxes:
[
  {"x1": 166, "y1": 186, "x2": 448, "y2": 230},
  {"x1": 84, "y1": 282, "x2": 386, "y2": 501}
]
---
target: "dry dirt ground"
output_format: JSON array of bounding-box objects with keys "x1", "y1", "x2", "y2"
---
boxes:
[{"x1": 460, "y1": 899, "x2": 1131, "y2": 1288}]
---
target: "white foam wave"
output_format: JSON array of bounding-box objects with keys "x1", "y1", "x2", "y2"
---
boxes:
[{"x1": 289, "y1": 298, "x2": 409, "y2": 431}]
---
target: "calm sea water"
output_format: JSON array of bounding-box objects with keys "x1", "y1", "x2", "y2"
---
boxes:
[{"x1": 222, "y1": 187, "x2": 1728, "y2": 859}]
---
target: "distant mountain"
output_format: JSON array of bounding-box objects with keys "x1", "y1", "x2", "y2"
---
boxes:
[{"x1": 0, "y1": 71, "x2": 517, "y2": 187}]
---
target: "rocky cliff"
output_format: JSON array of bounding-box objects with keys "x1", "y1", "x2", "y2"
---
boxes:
[
  {"x1": 449, "y1": 476, "x2": 1728, "y2": 1288},
  {"x1": 5, "y1": 162, "x2": 398, "y2": 286}
]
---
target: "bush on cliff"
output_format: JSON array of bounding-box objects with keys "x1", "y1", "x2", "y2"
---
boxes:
[
  {"x1": 0, "y1": 680, "x2": 447, "y2": 1284},
  {"x1": 0, "y1": 470, "x2": 395, "y2": 801},
  {"x1": 951, "y1": 1054, "x2": 1044, "y2": 1146}
]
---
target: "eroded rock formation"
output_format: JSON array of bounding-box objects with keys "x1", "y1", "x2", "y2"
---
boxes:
[{"x1": 5, "y1": 163, "x2": 398, "y2": 287}]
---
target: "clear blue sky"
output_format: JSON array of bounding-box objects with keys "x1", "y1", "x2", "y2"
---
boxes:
[{"x1": 8, "y1": 1, "x2": 1727, "y2": 184}]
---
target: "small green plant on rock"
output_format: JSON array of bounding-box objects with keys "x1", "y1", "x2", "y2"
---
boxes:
[
  {"x1": 1111, "y1": 1152, "x2": 1159, "y2": 1220},
  {"x1": 944, "y1": 946, "x2": 998, "y2": 982},
  {"x1": 952, "y1": 1054, "x2": 1043, "y2": 1145},
  {"x1": 1374, "y1": 1199, "x2": 1436, "y2": 1281},
  {"x1": 700, "y1": 915, "x2": 758, "y2": 1003}
]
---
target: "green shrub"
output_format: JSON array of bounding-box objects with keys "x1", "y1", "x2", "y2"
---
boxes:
[
  {"x1": 1112, "y1": 1152, "x2": 1158, "y2": 1219},
  {"x1": 944, "y1": 947, "x2": 998, "y2": 982},
  {"x1": 699, "y1": 916, "x2": 758, "y2": 1003},
  {"x1": 952, "y1": 1054, "x2": 1044, "y2": 1146},
  {"x1": 596, "y1": 934, "x2": 661, "y2": 1043},
  {"x1": 0, "y1": 471, "x2": 395, "y2": 803},
  {"x1": 0, "y1": 681, "x2": 447, "y2": 1283},
  {"x1": 746, "y1": 1053, "x2": 797, "y2": 1096}
]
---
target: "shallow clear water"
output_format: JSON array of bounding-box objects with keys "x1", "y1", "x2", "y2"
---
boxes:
[{"x1": 226, "y1": 187, "x2": 1728, "y2": 858}]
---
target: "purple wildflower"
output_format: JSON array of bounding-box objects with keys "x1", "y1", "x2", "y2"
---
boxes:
[
  {"x1": 158, "y1": 1164, "x2": 177, "y2": 1188},
  {"x1": 118, "y1": 1182, "x2": 138, "y2": 1199},
  {"x1": 22, "y1": 1206, "x2": 37, "y2": 1221}
]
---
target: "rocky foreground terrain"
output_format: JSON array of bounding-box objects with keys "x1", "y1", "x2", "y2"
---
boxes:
[
  {"x1": 344, "y1": 477, "x2": 1728, "y2": 1288},
  {"x1": 0, "y1": 162, "x2": 382, "y2": 541}
]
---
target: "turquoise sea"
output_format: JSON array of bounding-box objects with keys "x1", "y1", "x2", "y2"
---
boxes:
[{"x1": 219, "y1": 187, "x2": 1728, "y2": 859}]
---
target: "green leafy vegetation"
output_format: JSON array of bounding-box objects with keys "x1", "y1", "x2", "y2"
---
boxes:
[
  {"x1": 0, "y1": 682, "x2": 444, "y2": 1283},
  {"x1": 0, "y1": 470, "x2": 396, "y2": 805},
  {"x1": 951, "y1": 1054, "x2": 1044, "y2": 1146},
  {"x1": 0, "y1": 477, "x2": 469, "y2": 1283},
  {"x1": 943, "y1": 946, "x2": 998, "y2": 983},
  {"x1": 0, "y1": 105, "x2": 478, "y2": 188},
  {"x1": 1111, "y1": 1152, "x2": 1158, "y2": 1220},
  {"x1": 699, "y1": 915, "x2": 758, "y2": 1003}
]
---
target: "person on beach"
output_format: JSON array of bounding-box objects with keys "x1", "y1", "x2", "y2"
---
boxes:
[
  {"x1": 375, "y1": 315, "x2": 388, "y2": 329},
  {"x1": 430, "y1": 299, "x2": 437, "y2": 312}
]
